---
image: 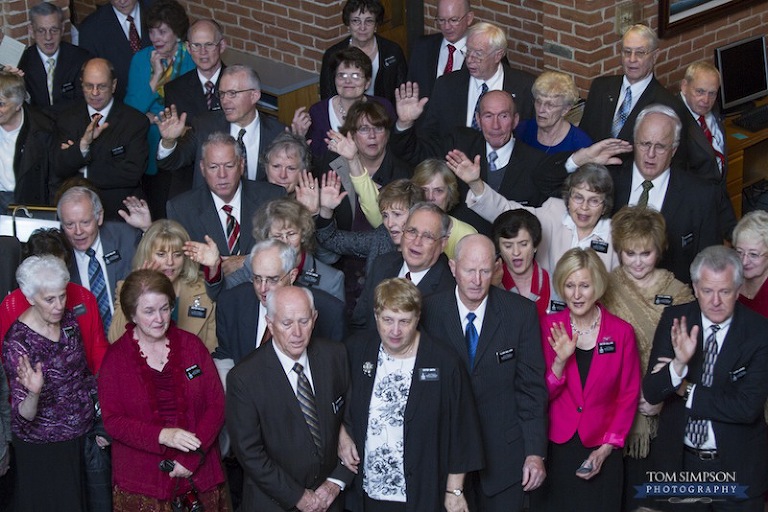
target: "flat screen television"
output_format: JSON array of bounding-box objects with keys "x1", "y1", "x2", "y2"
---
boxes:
[{"x1": 715, "y1": 35, "x2": 768, "y2": 112}]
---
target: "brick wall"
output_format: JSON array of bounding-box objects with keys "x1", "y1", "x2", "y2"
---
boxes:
[{"x1": 5, "y1": 0, "x2": 768, "y2": 98}]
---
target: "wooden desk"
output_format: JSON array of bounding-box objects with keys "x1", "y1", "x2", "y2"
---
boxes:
[{"x1": 726, "y1": 114, "x2": 768, "y2": 217}]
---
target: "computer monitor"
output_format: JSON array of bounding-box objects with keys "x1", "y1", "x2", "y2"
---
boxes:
[{"x1": 715, "y1": 35, "x2": 768, "y2": 112}]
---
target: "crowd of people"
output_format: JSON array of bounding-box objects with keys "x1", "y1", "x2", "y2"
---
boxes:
[{"x1": 0, "y1": 0, "x2": 766, "y2": 511}]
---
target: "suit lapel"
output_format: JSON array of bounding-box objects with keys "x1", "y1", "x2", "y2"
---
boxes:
[
  {"x1": 474, "y1": 292, "x2": 501, "y2": 367},
  {"x1": 330, "y1": 157, "x2": 357, "y2": 213},
  {"x1": 308, "y1": 342, "x2": 335, "y2": 449},
  {"x1": 444, "y1": 294, "x2": 470, "y2": 368},
  {"x1": 201, "y1": 191, "x2": 229, "y2": 254},
  {"x1": 177, "y1": 283, "x2": 205, "y2": 336},
  {"x1": 265, "y1": 343, "x2": 310, "y2": 433},
  {"x1": 404, "y1": 337, "x2": 429, "y2": 422}
]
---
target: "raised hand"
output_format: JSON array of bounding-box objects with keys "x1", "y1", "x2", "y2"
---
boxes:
[
  {"x1": 295, "y1": 170, "x2": 320, "y2": 215},
  {"x1": 394, "y1": 81, "x2": 429, "y2": 129},
  {"x1": 80, "y1": 114, "x2": 109, "y2": 152},
  {"x1": 670, "y1": 316, "x2": 698, "y2": 376},
  {"x1": 571, "y1": 138, "x2": 633, "y2": 167},
  {"x1": 184, "y1": 235, "x2": 220, "y2": 268},
  {"x1": 548, "y1": 321, "x2": 577, "y2": 378},
  {"x1": 446, "y1": 149, "x2": 484, "y2": 196},
  {"x1": 16, "y1": 355, "x2": 43, "y2": 395},
  {"x1": 118, "y1": 196, "x2": 152, "y2": 231},
  {"x1": 319, "y1": 171, "x2": 348, "y2": 213},
  {"x1": 156, "y1": 104, "x2": 187, "y2": 146},
  {"x1": 325, "y1": 130, "x2": 357, "y2": 161},
  {"x1": 291, "y1": 106, "x2": 312, "y2": 138}
]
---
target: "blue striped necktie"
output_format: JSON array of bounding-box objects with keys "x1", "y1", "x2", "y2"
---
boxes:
[
  {"x1": 86, "y1": 248, "x2": 111, "y2": 335},
  {"x1": 294, "y1": 362, "x2": 322, "y2": 450}
]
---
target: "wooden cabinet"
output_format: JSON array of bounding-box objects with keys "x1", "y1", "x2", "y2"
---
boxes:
[{"x1": 725, "y1": 115, "x2": 768, "y2": 217}]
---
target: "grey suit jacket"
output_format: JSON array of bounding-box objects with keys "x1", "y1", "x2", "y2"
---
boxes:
[
  {"x1": 420, "y1": 287, "x2": 548, "y2": 497},
  {"x1": 226, "y1": 338, "x2": 354, "y2": 511}
]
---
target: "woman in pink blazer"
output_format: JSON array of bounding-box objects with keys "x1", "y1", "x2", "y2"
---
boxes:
[{"x1": 531, "y1": 248, "x2": 641, "y2": 512}]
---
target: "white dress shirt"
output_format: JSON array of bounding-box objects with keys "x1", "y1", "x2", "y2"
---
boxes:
[
  {"x1": 112, "y1": 3, "x2": 142, "y2": 40},
  {"x1": 436, "y1": 36, "x2": 467, "y2": 77},
  {"x1": 73, "y1": 235, "x2": 115, "y2": 314},
  {"x1": 231, "y1": 115, "x2": 261, "y2": 181},
  {"x1": 210, "y1": 184, "x2": 243, "y2": 236},
  {"x1": 455, "y1": 287, "x2": 489, "y2": 338},
  {"x1": 614, "y1": 74, "x2": 654, "y2": 119},
  {"x1": 466, "y1": 64, "x2": 504, "y2": 127},
  {"x1": 628, "y1": 164, "x2": 671, "y2": 211}
]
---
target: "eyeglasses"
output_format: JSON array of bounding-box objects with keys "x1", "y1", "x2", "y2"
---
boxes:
[
  {"x1": 569, "y1": 193, "x2": 604, "y2": 209},
  {"x1": 270, "y1": 231, "x2": 301, "y2": 242},
  {"x1": 187, "y1": 40, "x2": 221, "y2": 52},
  {"x1": 215, "y1": 88, "x2": 255, "y2": 99},
  {"x1": 622, "y1": 47, "x2": 653, "y2": 59},
  {"x1": 335, "y1": 72, "x2": 365, "y2": 82},
  {"x1": 736, "y1": 249, "x2": 767, "y2": 262},
  {"x1": 534, "y1": 98, "x2": 565, "y2": 111},
  {"x1": 33, "y1": 27, "x2": 62, "y2": 37},
  {"x1": 356, "y1": 125, "x2": 386, "y2": 135},
  {"x1": 435, "y1": 13, "x2": 468, "y2": 27},
  {"x1": 349, "y1": 18, "x2": 376, "y2": 27},
  {"x1": 82, "y1": 83, "x2": 111, "y2": 93},
  {"x1": 635, "y1": 141, "x2": 672, "y2": 155},
  {"x1": 465, "y1": 48, "x2": 490, "y2": 61},
  {"x1": 402, "y1": 227, "x2": 443, "y2": 245},
  {"x1": 252, "y1": 271, "x2": 290, "y2": 286}
]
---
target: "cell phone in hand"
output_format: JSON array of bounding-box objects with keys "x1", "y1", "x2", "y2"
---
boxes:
[
  {"x1": 159, "y1": 459, "x2": 176, "y2": 472},
  {"x1": 576, "y1": 460, "x2": 593, "y2": 474}
]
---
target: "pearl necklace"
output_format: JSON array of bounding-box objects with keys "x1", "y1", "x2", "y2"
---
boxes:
[
  {"x1": 570, "y1": 307, "x2": 601, "y2": 336},
  {"x1": 335, "y1": 96, "x2": 347, "y2": 121}
]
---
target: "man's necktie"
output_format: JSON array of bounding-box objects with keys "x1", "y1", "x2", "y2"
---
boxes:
[
  {"x1": 685, "y1": 324, "x2": 720, "y2": 447},
  {"x1": 443, "y1": 44, "x2": 456, "y2": 75},
  {"x1": 488, "y1": 150, "x2": 498, "y2": 172},
  {"x1": 698, "y1": 115, "x2": 725, "y2": 173},
  {"x1": 222, "y1": 204, "x2": 240, "y2": 255},
  {"x1": 470, "y1": 83, "x2": 488, "y2": 131},
  {"x1": 637, "y1": 180, "x2": 653, "y2": 208},
  {"x1": 127, "y1": 15, "x2": 141, "y2": 54},
  {"x1": 293, "y1": 363, "x2": 322, "y2": 450},
  {"x1": 86, "y1": 248, "x2": 111, "y2": 335},
  {"x1": 205, "y1": 81, "x2": 214, "y2": 110},
  {"x1": 465, "y1": 312, "x2": 479, "y2": 368},
  {"x1": 405, "y1": 272, "x2": 411, "y2": 281},
  {"x1": 46, "y1": 57, "x2": 56, "y2": 105},
  {"x1": 237, "y1": 128, "x2": 248, "y2": 177},
  {"x1": 612, "y1": 86, "x2": 632, "y2": 137}
]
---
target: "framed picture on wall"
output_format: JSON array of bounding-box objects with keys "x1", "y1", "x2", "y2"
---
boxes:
[{"x1": 659, "y1": 0, "x2": 765, "y2": 37}]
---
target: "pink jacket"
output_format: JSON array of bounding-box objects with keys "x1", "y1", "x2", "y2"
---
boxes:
[{"x1": 541, "y1": 306, "x2": 641, "y2": 448}]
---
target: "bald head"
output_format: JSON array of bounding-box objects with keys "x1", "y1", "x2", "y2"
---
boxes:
[
  {"x1": 451, "y1": 234, "x2": 498, "y2": 309},
  {"x1": 436, "y1": 0, "x2": 474, "y2": 43},
  {"x1": 81, "y1": 58, "x2": 116, "y2": 111}
]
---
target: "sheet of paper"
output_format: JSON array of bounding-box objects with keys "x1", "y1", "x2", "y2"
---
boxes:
[{"x1": 0, "y1": 35, "x2": 26, "y2": 67}]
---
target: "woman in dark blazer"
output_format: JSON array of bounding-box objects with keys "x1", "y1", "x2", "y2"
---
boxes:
[
  {"x1": 319, "y1": 0, "x2": 406, "y2": 106},
  {"x1": 342, "y1": 278, "x2": 483, "y2": 512}
]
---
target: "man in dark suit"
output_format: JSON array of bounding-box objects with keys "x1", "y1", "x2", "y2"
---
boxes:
[
  {"x1": 19, "y1": 2, "x2": 91, "y2": 113},
  {"x1": 166, "y1": 132, "x2": 284, "y2": 277},
  {"x1": 351, "y1": 202, "x2": 456, "y2": 331},
  {"x1": 408, "y1": 0, "x2": 474, "y2": 98},
  {"x1": 158, "y1": 65, "x2": 287, "y2": 191},
  {"x1": 643, "y1": 246, "x2": 768, "y2": 511},
  {"x1": 678, "y1": 60, "x2": 725, "y2": 184},
  {"x1": 579, "y1": 24, "x2": 689, "y2": 166},
  {"x1": 420, "y1": 235, "x2": 548, "y2": 512},
  {"x1": 0, "y1": 71, "x2": 56, "y2": 209},
  {"x1": 226, "y1": 286, "x2": 354, "y2": 512},
  {"x1": 77, "y1": 0, "x2": 150, "y2": 100},
  {"x1": 214, "y1": 239, "x2": 345, "y2": 385},
  {"x1": 54, "y1": 58, "x2": 149, "y2": 220},
  {"x1": 57, "y1": 186, "x2": 147, "y2": 332},
  {"x1": 418, "y1": 21, "x2": 535, "y2": 140}
]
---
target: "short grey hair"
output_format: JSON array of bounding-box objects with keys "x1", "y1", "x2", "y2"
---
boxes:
[
  {"x1": 17, "y1": 255, "x2": 69, "y2": 299},
  {"x1": 250, "y1": 239, "x2": 298, "y2": 275},
  {"x1": 407, "y1": 202, "x2": 452, "y2": 238},
  {"x1": 0, "y1": 71, "x2": 27, "y2": 107},
  {"x1": 690, "y1": 245, "x2": 744, "y2": 288},
  {"x1": 222, "y1": 64, "x2": 261, "y2": 90},
  {"x1": 467, "y1": 22, "x2": 507, "y2": 54},
  {"x1": 623, "y1": 24, "x2": 658, "y2": 51},
  {"x1": 202, "y1": 131, "x2": 244, "y2": 161},
  {"x1": 265, "y1": 286, "x2": 314, "y2": 318},
  {"x1": 29, "y1": 1, "x2": 64, "y2": 24},
  {"x1": 634, "y1": 104, "x2": 682, "y2": 149},
  {"x1": 264, "y1": 132, "x2": 311, "y2": 173},
  {"x1": 57, "y1": 186, "x2": 103, "y2": 220}
]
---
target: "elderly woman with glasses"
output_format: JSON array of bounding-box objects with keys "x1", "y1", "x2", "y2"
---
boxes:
[
  {"x1": 515, "y1": 71, "x2": 592, "y2": 154},
  {"x1": 455, "y1": 161, "x2": 619, "y2": 308},
  {"x1": 732, "y1": 210, "x2": 768, "y2": 318},
  {"x1": 319, "y1": 0, "x2": 406, "y2": 106}
]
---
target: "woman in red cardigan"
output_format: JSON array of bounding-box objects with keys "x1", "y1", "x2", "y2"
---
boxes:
[
  {"x1": 531, "y1": 248, "x2": 641, "y2": 512},
  {"x1": 98, "y1": 269, "x2": 227, "y2": 511}
]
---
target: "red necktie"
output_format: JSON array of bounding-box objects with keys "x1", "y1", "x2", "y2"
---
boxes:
[
  {"x1": 698, "y1": 115, "x2": 724, "y2": 174},
  {"x1": 222, "y1": 204, "x2": 241, "y2": 255},
  {"x1": 127, "y1": 15, "x2": 141, "y2": 54},
  {"x1": 443, "y1": 44, "x2": 456, "y2": 75}
]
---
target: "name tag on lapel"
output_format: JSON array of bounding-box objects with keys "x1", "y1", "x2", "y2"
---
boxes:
[
  {"x1": 332, "y1": 395, "x2": 345, "y2": 414},
  {"x1": 383, "y1": 55, "x2": 396, "y2": 67},
  {"x1": 497, "y1": 348, "x2": 515, "y2": 363},
  {"x1": 590, "y1": 239, "x2": 609, "y2": 253},
  {"x1": 104, "y1": 250, "x2": 121, "y2": 265},
  {"x1": 111, "y1": 146, "x2": 126, "y2": 157},
  {"x1": 185, "y1": 364, "x2": 202, "y2": 380},
  {"x1": 62, "y1": 325, "x2": 76, "y2": 340},
  {"x1": 418, "y1": 368, "x2": 440, "y2": 381},
  {"x1": 681, "y1": 232, "x2": 694, "y2": 248},
  {"x1": 549, "y1": 300, "x2": 567, "y2": 312},
  {"x1": 597, "y1": 339, "x2": 616, "y2": 354},
  {"x1": 730, "y1": 366, "x2": 747, "y2": 382},
  {"x1": 61, "y1": 82, "x2": 75, "y2": 93},
  {"x1": 72, "y1": 303, "x2": 87, "y2": 316},
  {"x1": 654, "y1": 295, "x2": 673, "y2": 305}
]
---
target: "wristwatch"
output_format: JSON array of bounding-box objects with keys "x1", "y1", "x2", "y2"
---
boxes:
[{"x1": 446, "y1": 489, "x2": 463, "y2": 496}]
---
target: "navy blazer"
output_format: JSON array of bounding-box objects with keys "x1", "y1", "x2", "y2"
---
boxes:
[
  {"x1": 420, "y1": 286, "x2": 548, "y2": 497},
  {"x1": 407, "y1": 33, "x2": 444, "y2": 98},
  {"x1": 164, "y1": 66, "x2": 224, "y2": 124},
  {"x1": 19, "y1": 42, "x2": 91, "y2": 113},
  {"x1": 226, "y1": 338, "x2": 354, "y2": 511},
  {"x1": 77, "y1": 1, "x2": 152, "y2": 99},
  {"x1": 643, "y1": 302, "x2": 768, "y2": 498},
  {"x1": 14, "y1": 105, "x2": 55, "y2": 205}
]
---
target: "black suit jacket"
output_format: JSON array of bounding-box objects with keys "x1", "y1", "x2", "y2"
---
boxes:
[
  {"x1": 226, "y1": 338, "x2": 354, "y2": 511},
  {"x1": 611, "y1": 163, "x2": 733, "y2": 283},
  {"x1": 55, "y1": 100, "x2": 149, "y2": 219},
  {"x1": 214, "y1": 282, "x2": 347, "y2": 366},
  {"x1": 77, "y1": 1, "x2": 151, "y2": 99},
  {"x1": 18, "y1": 42, "x2": 91, "y2": 113},
  {"x1": 407, "y1": 33, "x2": 443, "y2": 98},
  {"x1": 319, "y1": 34, "x2": 407, "y2": 105},
  {"x1": 351, "y1": 252, "x2": 455, "y2": 332},
  {"x1": 643, "y1": 302, "x2": 768, "y2": 498},
  {"x1": 344, "y1": 330, "x2": 484, "y2": 511},
  {"x1": 14, "y1": 105, "x2": 55, "y2": 205},
  {"x1": 678, "y1": 95, "x2": 725, "y2": 185},
  {"x1": 163, "y1": 67, "x2": 224, "y2": 123},
  {"x1": 157, "y1": 110, "x2": 287, "y2": 189},
  {"x1": 419, "y1": 63, "x2": 536, "y2": 139},
  {"x1": 67, "y1": 221, "x2": 140, "y2": 300},
  {"x1": 166, "y1": 180, "x2": 285, "y2": 257},
  {"x1": 420, "y1": 287, "x2": 548, "y2": 497}
]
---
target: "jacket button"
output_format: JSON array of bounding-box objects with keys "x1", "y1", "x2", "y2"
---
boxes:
[{"x1": 577, "y1": 406, "x2": 583, "y2": 413}]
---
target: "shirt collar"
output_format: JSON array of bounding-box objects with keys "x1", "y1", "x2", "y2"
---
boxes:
[
  {"x1": 36, "y1": 47, "x2": 60, "y2": 64},
  {"x1": 442, "y1": 36, "x2": 467, "y2": 54},
  {"x1": 622, "y1": 73, "x2": 654, "y2": 100},
  {"x1": 197, "y1": 66, "x2": 222, "y2": 88},
  {"x1": 87, "y1": 99, "x2": 114, "y2": 122},
  {"x1": 210, "y1": 182, "x2": 243, "y2": 211},
  {"x1": 112, "y1": 3, "x2": 141, "y2": 26},
  {"x1": 273, "y1": 342, "x2": 309, "y2": 375}
]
